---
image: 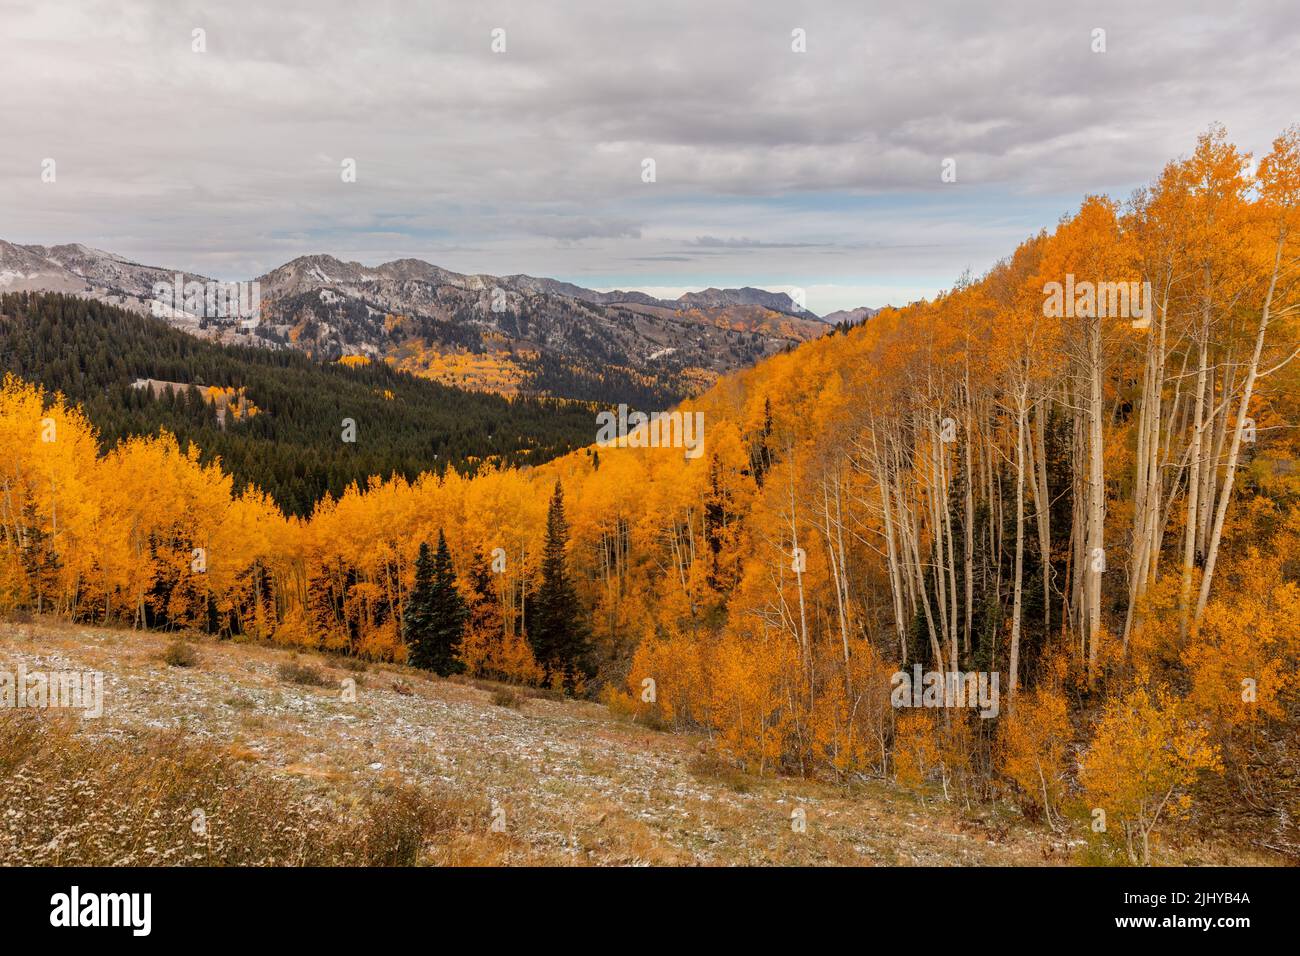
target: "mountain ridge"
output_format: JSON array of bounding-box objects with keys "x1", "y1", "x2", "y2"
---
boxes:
[{"x1": 0, "y1": 240, "x2": 864, "y2": 404}]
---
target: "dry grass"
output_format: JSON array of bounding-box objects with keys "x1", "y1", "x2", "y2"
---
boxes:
[{"x1": 0, "y1": 710, "x2": 473, "y2": 865}]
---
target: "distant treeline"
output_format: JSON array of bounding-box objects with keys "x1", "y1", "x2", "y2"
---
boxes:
[{"x1": 0, "y1": 293, "x2": 597, "y2": 515}]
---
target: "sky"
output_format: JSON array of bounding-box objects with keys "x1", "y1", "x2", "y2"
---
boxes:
[{"x1": 2, "y1": 0, "x2": 1298, "y2": 313}]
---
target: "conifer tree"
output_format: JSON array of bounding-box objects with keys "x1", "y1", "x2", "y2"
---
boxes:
[
  {"x1": 527, "y1": 480, "x2": 590, "y2": 687},
  {"x1": 404, "y1": 530, "x2": 466, "y2": 675}
]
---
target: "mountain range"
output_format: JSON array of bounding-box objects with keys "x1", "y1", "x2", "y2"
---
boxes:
[{"x1": 0, "y1": 241, "x2": 875, "y2": 405}]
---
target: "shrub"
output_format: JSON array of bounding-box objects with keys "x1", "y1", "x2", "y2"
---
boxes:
[
  {"x1": 998, "y1": 687, "x2": 1073, "y2": 826},
  {"x1": 687, "y1": 751, "x2": 753, "y2": 793},
  {"x1": 1079, "y1": 681, "x2": 1222, "y2": 865},
  {"x1": 277, "y1": 660, "x2": 329, "y2": 687},
  {"x1": 164, "y1": 640, "x2": 200, "y2": 668},
  {"x1": 491, "y1": 688, "x2": 524, "y2": 709}
]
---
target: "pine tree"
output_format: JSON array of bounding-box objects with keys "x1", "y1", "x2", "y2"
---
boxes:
[
  {"x1": 527, "y1": 480, "x2": 590, "y2": 688},
  {"x1": 404, "y1": 530, "x2": 466, "y2": 675}
]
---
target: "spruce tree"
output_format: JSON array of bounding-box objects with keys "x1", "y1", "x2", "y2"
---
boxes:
[
  {"x1": 403, "y1": 541, "x2": 436, "y2": 667},
  {"x1": 527, "y1": 480, "x2": 590, "y2": 687},
  {"x1": 404, "y1": 530, "x2": 466, "y2": 675}
]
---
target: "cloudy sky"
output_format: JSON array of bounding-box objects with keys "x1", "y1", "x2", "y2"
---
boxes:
[{"x1": 2, "y1": 0, "x2": 1297, "y2": 312}]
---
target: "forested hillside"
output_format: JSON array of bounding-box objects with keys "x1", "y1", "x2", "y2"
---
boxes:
[
  {"x1": 0, "y1": 293, "x2": 596, "y2": 515},
  {"x1": 3, "y1": 125, "x2": 1298, "y2": 863}
]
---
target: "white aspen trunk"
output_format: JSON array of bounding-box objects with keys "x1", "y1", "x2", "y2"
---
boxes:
[
  {"x1": 1009, "y1": 385, "x2": 1028, "y2": 701},
  {"x1": 900, "y1": 462, "x2": 945, "y2": 673},
  {"x1": 941, "y1": 437, "x2": 960, "y2": 672},
  {"x1": 1125, "y1": 290, "x2": 1169, "y2": 646},
  {"x1": 874, "y1": 429, "x2": 910, "y2": 662},
  {"x1": 1085, "y1": 318, "x2": 1105, "y2": 680},
  {"x1": 1195, "y1": 234, "x2": 1285, "y2": 623},
  {"x1": 1031, "y1": 396, "x2": 1052, "y2": 633},
  {"x1": 963, "y1": 381, "x2": 976, "y2": 657},
  {"x1": 786, "y1": 456, "x2": 811, "y2": 697},
  {"x1": 928, "y1": 415, "x2": 952, "y2": 663},
  {"x1": 1195, "y1": 364, "x2": 1222, "y2": 557},
  {"x1": 1179, "y1": 328, "x2": 1209, "y2": 641},
  {"x1": 832, "y1": 468, "x2": 852, "y2": 662},
  {"x1": 821, "y1": 473, "x2": 850, "y2": 673},
  {"x1": 1067, "y1": 395, "x2": 1085, "y2": 650}
]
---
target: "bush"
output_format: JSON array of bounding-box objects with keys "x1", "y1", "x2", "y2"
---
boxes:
[
  {"x1": 277, "y1": 660, "x2": 330, "y2": 687},
  {"x1": 164, "y1": 640, "x2": 200, "y2": 668},
  {"x1": 1079, "y1": 682, "x2": 1222, "y2": 865},
  {"x1": 491, "y1": 688, "x2": 524, "y2": 709},
  {"x1": 997, "y1": 687, "x2": 1072, "y2": 826},
  {"x1": 687, "y1": 751, "x2": 753, "y2": 793}
]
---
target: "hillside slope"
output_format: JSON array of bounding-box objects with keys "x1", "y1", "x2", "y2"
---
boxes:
[{"x1": 1, "y1": 618, "x2": 1065, "y2": 866}]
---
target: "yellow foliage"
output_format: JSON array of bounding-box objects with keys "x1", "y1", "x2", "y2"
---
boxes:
[
  {"x1": 998, "y1": 687, "x2": 1072, "y2": 823},
  {"x1": 892, "y1": 710, "x2": 941, "y2": 792},
  {"x1": 1079, "y1": 681, "x2": 1222, "y2": 864}
]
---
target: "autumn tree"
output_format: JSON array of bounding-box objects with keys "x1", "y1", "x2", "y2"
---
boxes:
[
  {"x1": 459, "y1": 547, "x2": 505, "y2": 676},
  {"x1": 1079, "y1": 682, "x2": 1222, "y2": 864}
]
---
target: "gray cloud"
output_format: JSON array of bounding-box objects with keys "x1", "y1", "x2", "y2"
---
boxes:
[
  {"x1": 511, "y1": 215, "x2": 643, "y2": 241},
  {"x1": 688, "y1": 236, "x2": 828, "y2": 249},
  {"x1": 1, "y1": 0, "x2": 1297, "y2": 310}
]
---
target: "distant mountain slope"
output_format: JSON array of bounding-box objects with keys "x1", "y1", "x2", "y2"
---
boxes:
[
  {"x1": 821, "y1": 306, "x2": 880, "y2": 328},
  {"x1": 251, "y1": 255, "x2": 830, "y2": 404},
  {"x1": 0, "y1": 240, "x2": 216, "y2": 319},
  {"x1": 0, "y1": 292, "x2": 597, "y2": 516},
  {"x1": 0, "y1": 241, "x2": 832, "y2": 406},
  {"x1": 675, "y1": 286, "x2": 811, "y2": 313}
]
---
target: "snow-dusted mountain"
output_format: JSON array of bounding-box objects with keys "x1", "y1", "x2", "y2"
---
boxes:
[
  {"x1": 0, "y1": 240, "x2": 209, "y2": 300},
  {"x1": 0, "y1": 240, "x2": 220, "y2": 335},
  {"x1": 0, "y1": 241, "x2": 840, "y2": 402}
]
